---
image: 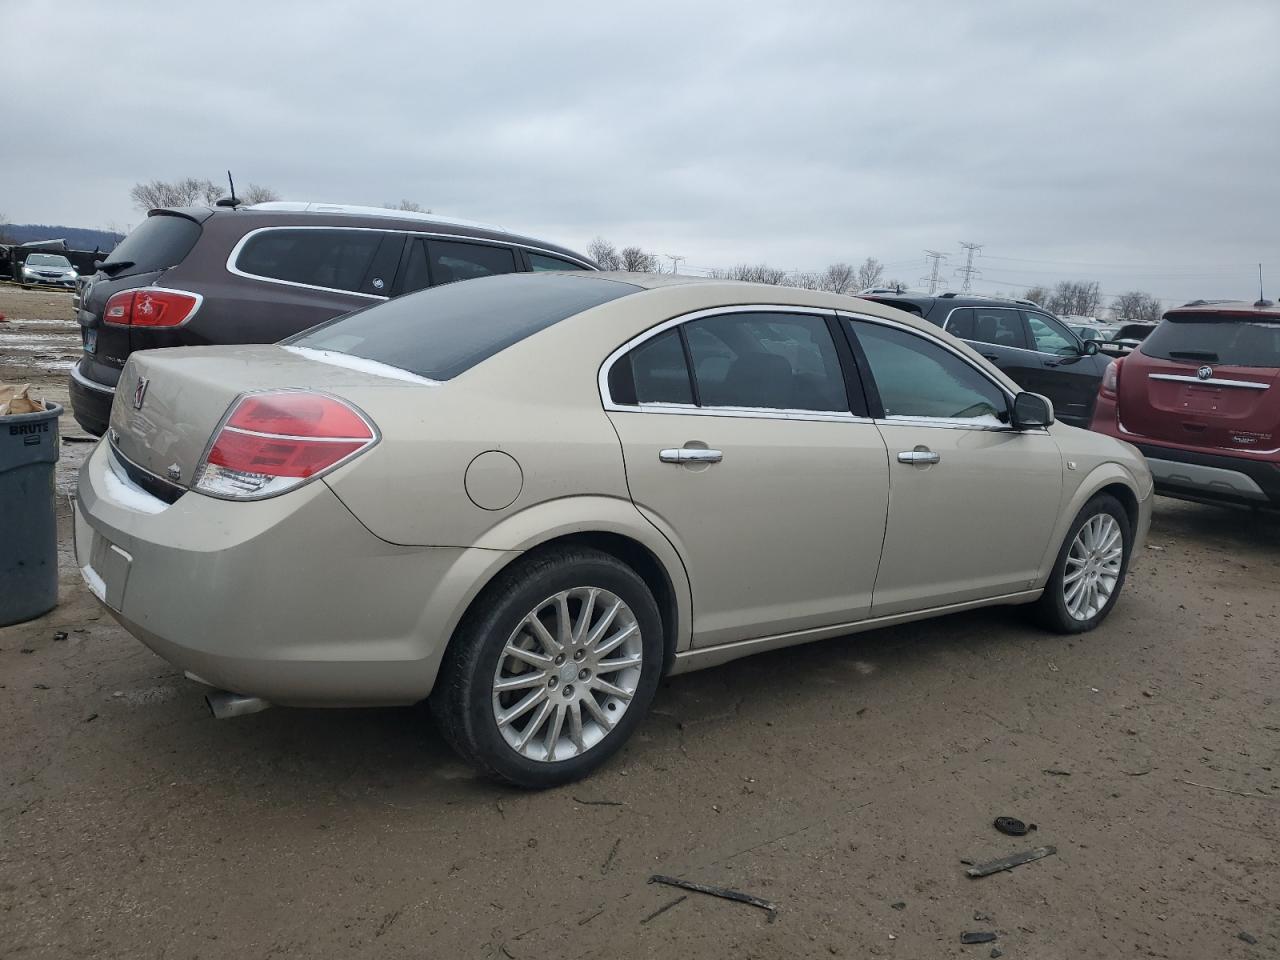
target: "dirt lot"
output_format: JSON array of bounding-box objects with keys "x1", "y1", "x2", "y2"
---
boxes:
[{"x1": 1, "y1": 283, "x2": 1277, "y2": 959}]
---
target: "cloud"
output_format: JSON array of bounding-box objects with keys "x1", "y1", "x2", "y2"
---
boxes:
[{"x1": 4, "y1": 0, "x2": 1277, "y2": 303}]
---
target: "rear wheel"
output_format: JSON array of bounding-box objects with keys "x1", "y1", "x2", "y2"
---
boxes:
[
  {"x1": 430, "y1": 547, "x2": 663, "y2": 788},
  {"x1": 1033, "y1": 494, "x2": 1131, "y2": 633}
]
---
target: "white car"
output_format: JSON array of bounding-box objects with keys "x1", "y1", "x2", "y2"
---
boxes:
[{"x1": 21, "y1": 253, "x2": 79, "y2": 289}]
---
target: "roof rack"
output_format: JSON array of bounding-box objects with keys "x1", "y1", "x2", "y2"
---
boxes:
[
  {"x1": 244, "y1": 201, "x2": 506, "y2": 233},
  {"x1": 936, "y1": 291, "x2": 1039, "y2": 307}
]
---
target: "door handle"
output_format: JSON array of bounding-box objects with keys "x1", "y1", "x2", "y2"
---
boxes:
[
  {"x1": 897, "y1": 449, "x2": 940, "y2": 465},
  {"x1": 659, "y1": 447, "x2": 723, "y2": 464}
]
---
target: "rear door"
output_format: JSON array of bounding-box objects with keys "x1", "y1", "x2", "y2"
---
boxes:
[
  {"x1": 1119, "y1": 312, "x2": 1280, "y2": 452},
  {"x1": 605, "y1": 308, "x2": 890, "y2": 648},
  {"x1": 942, "y1": 305, "x2": 1041, "y2": 390},
  {"x1": 394, "y1": 237, "x2": 519, "y2": 295}
]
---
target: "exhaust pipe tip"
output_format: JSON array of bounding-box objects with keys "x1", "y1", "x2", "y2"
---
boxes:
[{"x1": 205, "y1": 689, "x2": 272, "y2": 720}]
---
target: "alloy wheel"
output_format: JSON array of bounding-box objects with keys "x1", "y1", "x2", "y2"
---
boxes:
[
  {"x1": 1063, "y1": 513, "x2": 1124, "y2": 621},
  {"x1": 491, "y1": 587, "x2": 644, "y2": 762}
]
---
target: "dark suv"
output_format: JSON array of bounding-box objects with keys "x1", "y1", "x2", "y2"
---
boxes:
[
  {"x1": 862, "y1": 292, "x2": 1109, "y2": 426},
  {"x1": 69, "y1": 202, "x2": 596, "y2": 435}
]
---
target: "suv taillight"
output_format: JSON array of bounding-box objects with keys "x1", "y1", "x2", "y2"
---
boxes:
[
  {"x1": 1100, "y1": 356, "x2": 1123, "y2": 400},
  {"x1": 194, "y1": 392, "x2": 377, "y2": 499},
  {"x1": 103, "y1": 287, "x2": 201, "y2": 327}
]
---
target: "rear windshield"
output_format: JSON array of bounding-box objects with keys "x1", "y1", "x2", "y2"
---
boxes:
[
  {"x1": 1140, "y1": 312, "x2": 1280, "y2": 368},
  {"x1": 99, "y1": 213, "x2": 202, "y2": 276},
  {"x1": 289, "y1": 273, "x2": 639, "y2": 380}
]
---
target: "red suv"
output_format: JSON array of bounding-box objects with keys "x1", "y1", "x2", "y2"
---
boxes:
[{"x1": 1091, "y1": 299, "x2": 1280, "y2": 508}]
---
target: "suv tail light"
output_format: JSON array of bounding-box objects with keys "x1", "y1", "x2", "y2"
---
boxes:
[
  {"x1": 103, "y1": 287, "x2": 202, "y2": 327},
  {"x1": 194, "y1": 392, "x2": 377, "y2": 499},
  {"x1": 1100, "y1": 356, "x2": 1124, "y2": 400}
]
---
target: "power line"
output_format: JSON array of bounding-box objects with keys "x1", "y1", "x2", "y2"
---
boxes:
[
  {"x1": 664, "y1": 254, "x2": 685, "y2": 275},
  {"x1": 955, "y1": 241, "x2": 982, "y2": 292},
  {"x1": 920, "y1": 250, "x2": 948, "y2": 294}
]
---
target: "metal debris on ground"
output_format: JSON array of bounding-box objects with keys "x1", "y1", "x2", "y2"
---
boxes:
[
  {"x1": 573, "y1": 796, "x2": 625, "y2": 806},
  {"x1": 648, "y1": 874, "x2": 778, "y2": 921},
  {"x1": 993, "y1": 816, "x2": 1036, "y2": 836},
  {"x1": 966, "y1": 845, "x2": 1058, "y2": 878},
  {"x1": 961, "y1": 931, "x2": 997, "y2": 944},
  {"x1": 890, "y1": 901, "x2": 906, "y2": 910},
  {"x1": 52, "y1": 631, "x2": 67, "y2": 641},
  {"x1": 640, "y1": 895, "x2": 687, "y2": 924},
  {"x1": 600, "y1": 837, "x2": 621, "y2": 875},
  {"x1": 990, "y1": 948, "x2": 1003, "y2": 958},
  {"x1": 1042, "y1": 768, "x2": 1071, "y2": 776},
  {"x1": 1238, "y1": 931, "x2": 1258, "y2": 944}
]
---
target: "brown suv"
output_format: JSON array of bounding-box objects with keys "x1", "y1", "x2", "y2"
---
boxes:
[{"x1": 69, "y1": 202, "x2": 596, "y2": 435}]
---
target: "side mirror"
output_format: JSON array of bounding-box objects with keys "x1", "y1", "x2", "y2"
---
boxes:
[
  {"x1": 1012, "y1": 392, "x2": 1054, "y2": 429},
  {"x1": 1082, "y1": 339, "x2": 1100, "y2": 356}
]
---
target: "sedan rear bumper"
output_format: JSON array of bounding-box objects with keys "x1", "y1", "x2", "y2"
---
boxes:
[{"x1": 74, "y1": 441, "x2": 517, "y2": 706}]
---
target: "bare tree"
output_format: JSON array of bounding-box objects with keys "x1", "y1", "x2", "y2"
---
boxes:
[
  {"x1": 587, "y1": 237, "x2": 623, "y2": 271},
  {"x1": 881, "y1": 279, "x2": 909, "y2": 293},
  {"x1": 1048, "y1": 280, "x2": 1102, "y2": 317},
  {"x1": 790, "y1": 271, "x2": 824, "y2": 290},
  {"x1": 619, "y1": 246, "x2": 658, "y2": 272},
  {"x1": 1022, "y1": 284, "x2": 1052, "y2": 308},
  {"x1": 855, "y1": 257, "x2": 885, "y2": 291},
  {"x1": 820, "y1": 262, "x2": 856, "y2": 294},
  {"x1": 242, "y1": 184, "x2": 282, "y2": 204},
  {"x1": 708, "y1": 264, "x2": 790, "y2": 285},
  {"x1": 384, "y1": 199, "x2": 427, "y2": 212},
  {"x1": 1111, "y1": 290, "x2": 1162, "y2": 322}
]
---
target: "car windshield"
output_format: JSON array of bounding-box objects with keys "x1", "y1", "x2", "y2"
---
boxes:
[
  {"x1": 27, "y1": 254, "x2": 71, "y2": 268},
  {"x1": 289, "y1": 272, "x2": 639, "y2": 380},
  {"x1": 1140, "y1": 312, "x2": 1280, "y2": 368}
]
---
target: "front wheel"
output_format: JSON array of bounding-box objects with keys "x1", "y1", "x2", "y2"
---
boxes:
[
  {"x1": 430, "y1": 547, "x2": 664, "y2": 788},
  {"x1": 1033, "y1": 494, "x2": 1131, "y2": 633}
]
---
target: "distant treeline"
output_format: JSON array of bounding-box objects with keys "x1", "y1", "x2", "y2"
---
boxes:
[{"x1": 0, "y1": 224, "x2": 125, "y2": 251}]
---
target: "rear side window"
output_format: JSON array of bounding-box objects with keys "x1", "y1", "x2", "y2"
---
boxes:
[
  {"x1": 236, "y1": 229, "x2": 399, "y2": 294},
  {"x1": 970, "y1": 308, "x2": 1029, "y2": 350},
  {"x1": 944, "y1": 308, "x2": 975, "y2": 339},
  {"x1": 99, "y1": 213, "x2": 201, "y2": 277},
  {"x1": 529, "y1": 252, "x2": 589, "y2": 272},
  {"x1": 290, "y1": 273, "x2": 638, "y2": 380},
  {"x1": 1141, "y1": 313, "x2": 1280, "y2": 368},
  {"x1": 610, "y1": 329, "x2": 694, "y2": 405},
  {"x1": 428, "y1": 240, "x2": 517, "y2": 285}
]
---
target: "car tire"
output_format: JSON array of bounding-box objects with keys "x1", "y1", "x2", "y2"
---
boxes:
[
  {"x1": 1033, "y1": 494, "x2": 1132, "y2": 634},
  {"x1": 430, "y1": 546, "x2": 664, "y2": 788}
]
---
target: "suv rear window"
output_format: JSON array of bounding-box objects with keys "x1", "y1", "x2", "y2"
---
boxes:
[
  {"x1": 290, "y1": 273, "x2": 639, "y2": 380},
  {"x1": 1140, "y1": 312, "x2": 1280, "y2": 368},
  {"x1": 99, "y1": 213, "x2": 201, "y2": 277}
]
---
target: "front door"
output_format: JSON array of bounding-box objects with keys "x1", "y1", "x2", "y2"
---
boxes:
[
  {"x1": 1021, "y1": 310, "x2": 1104, "y2": 426},
  {"x1": 847, "y1": 316, "x2": 1064, "y2": 617},
  {"x1": 604, "y1": 309, "x2": 890, "y2": 648}
]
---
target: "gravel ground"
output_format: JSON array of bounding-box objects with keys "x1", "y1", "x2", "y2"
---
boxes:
[{"x1": 1, "y1": 284, "x2": 1277, "y2": 959}]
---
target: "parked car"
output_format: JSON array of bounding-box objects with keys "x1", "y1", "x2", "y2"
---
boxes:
[
  {"x1": 68, "y1": 201, "x2": 596, "y2": 436},
  {"x1": 1092, "y1": 299, "x2": 1280, "y2": 508},
  {"x1": 862, "y1": 292, "x2": 1110, "y2": 426},
  {"x1": 21, "y1": 252, "x2": 79, "y2": 288},
  {"x1": 75, "y1": 273, "x2": 1152, "y2": 786},
  {"x1": 1106, "y1": 321, "x2": 1159, "y2": 356},
  {"x1": 1069, "y1": 322, "x2": 1119, "y2": 342}
]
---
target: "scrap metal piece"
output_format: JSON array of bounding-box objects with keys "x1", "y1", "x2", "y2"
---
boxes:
[
  {"x1": 965, "y1": 845, "x2": 1058, "y2": 878},
  {"x1": 648, "y1": 875, "x2": 778, "y2": 921}
]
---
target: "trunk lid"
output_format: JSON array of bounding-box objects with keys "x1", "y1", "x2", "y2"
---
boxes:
[
  {"x1": 1117, "y1": 310, "x2": 1280, "y2": 452},
  {"x1": 108, "y1": 344, "x2": 432, "y2": 488}
]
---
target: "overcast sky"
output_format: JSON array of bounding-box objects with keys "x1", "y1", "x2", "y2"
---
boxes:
[{"x1": 4, "y1": 0, "x2": 1278, "y2": 305}]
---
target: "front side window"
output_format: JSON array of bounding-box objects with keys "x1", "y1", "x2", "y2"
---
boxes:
[
  {"x1": 852, "y1": 320, "x2": 1009, "y2": 423},
  {"x1": 529, "y1": 252, "x2": 589, "y2": 272},
  {"x1": 427, "y1": 240, "x2": 517, "y2": 285},
  {"x1": 235, "y1": 229, "x2": 395, "y2": 294},
  {"x1": 684, "y1": 312, "x2": 848, "y2": 412},
  {"x1": 969, "y1": 307, "x2": 1029, "y2": 350},
  {"x1": 1025, "y1": 311, "x2": 1079, "y2": 356}
]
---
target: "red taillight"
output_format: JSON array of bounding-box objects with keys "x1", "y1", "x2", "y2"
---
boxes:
[
  {"x1": 194, "y1": 392, "x2": 376, "y2": 499},
  {"x1": 102, "y1": 288, "x2": 201, "y2": 327},
  {"x1": 1100, "y1": 356, "x2": 1124, "y2": 400}
]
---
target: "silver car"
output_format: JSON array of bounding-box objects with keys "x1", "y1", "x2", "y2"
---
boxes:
[
  {"x1": 21, "y1": 252, "x2": 79, "y2": 288},
  {"x1": 75, "y1": 273, "x2": 1152, "y2": 786}
]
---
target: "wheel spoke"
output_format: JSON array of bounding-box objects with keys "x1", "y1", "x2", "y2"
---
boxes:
[
  {"x1": 503, "y1": 643, "x2": 554, "y2": 671},
  {"x1": 526, "y1": 611, "x2": 561, "y2": 656},
  {"x1": 544, "y1": 703, "x2": 567, "y2": 760},
  {"x1": 595, "y1": 621, "x2": 638, "y2": 658},
  {"x1": 591, "y1": 677, "x2": 633, "y2": 701},
  {"x1": 555, "y1": 593, "x2": 574, "y2": 650},
  {"x1": 583, "y1": 599, "x2": 623, "y2": 649},
  {"x1": 1063, "y1": 566, "x2": 1087, "y2": 585},
  {"x1": 518, "y1": 699, "x2": 554, "y2": 750},
  {"x1": 597, "y1": 653, "x2": 643, "y2": 673},
  {"x1": 568, "y1": 700, "x2": 585, "y2": 751},
  {"x1": 497, "y1": 687, "x2": 548, "y2": 727},
  {"x1": 573, "y1": 588, "x2": 598, "y2": 645},
  {"x1": 580, "y1": 692, "x2": 614, "y2": 729},
  {"x1": 494, "y1": 671, "x2": 549, "y2": 693}
]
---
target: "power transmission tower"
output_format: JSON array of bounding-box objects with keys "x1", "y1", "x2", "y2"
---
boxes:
[
  {"x1": 920, "y1": 250, "x2": 948, "y2": 294},
  {"x1": 955, "y1": 242, "x2": 983, "y2": 292},
  {"x1": 664, "y1": 254, "x2": 685, "y2": 275}
]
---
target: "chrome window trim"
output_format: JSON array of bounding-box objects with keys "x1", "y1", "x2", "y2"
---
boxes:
[
  {"x1": 1148, "y1": 373, "x2": 1269, "y2": 390},
  {"x1": 598, "y1": 304, "x2": 868, "y2": 424},
  {"x1": 225, "y1": 225, "x2": 596, "y2": 299}
]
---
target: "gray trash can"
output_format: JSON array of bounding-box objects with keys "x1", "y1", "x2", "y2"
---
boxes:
[{"x1": 1, "y1": 401, "x2": 61, "y2": 626}]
